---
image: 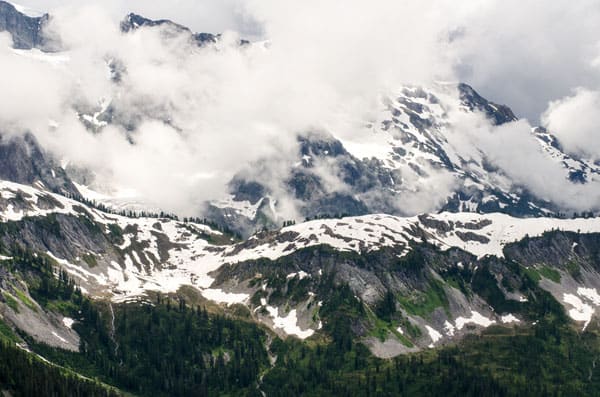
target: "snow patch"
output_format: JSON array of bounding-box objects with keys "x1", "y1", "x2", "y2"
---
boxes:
[
  {"x1": 443, "y1": 320, "x2": 455, "y2": 336},
  {"x1": 577, "y1": 287, "x2": 600, "y2": 306},
  {"x1": 425, "y1": 325, "x2": 442, "y2": 347},
  {"x1": 62, "y1": 317, "x2": 75, "y2": 329},
  {"x1": 563, "y1": 293, "x2": 594, "y2": 330},
  {"x1": 287, "y1": 271, "x2": 309, "y2": 280},
  {"x1": 265, "y1": 306, "x2": 314, "y2": 339},
  {"x1": 51, "y1": 331, "x2": 68, "y2": 344},
  {"x1": 201, "y1": 289, "x2": 248, "y2": 305},
  {"x1": 500, "y1": 314, "x2": 520, "y2": 324},
  {"x1": 455, "y1": 311, "x2": 495, "y2": 330}
]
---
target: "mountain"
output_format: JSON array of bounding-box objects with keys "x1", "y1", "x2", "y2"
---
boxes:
[
  {"x1": 1, "y1": 4, "x2": 600, "y2": 396},
  {"x1": 211, "y1": 83, "x2": 593, "y2": 235}
]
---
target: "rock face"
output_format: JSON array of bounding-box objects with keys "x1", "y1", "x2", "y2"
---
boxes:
[
  {"x1": 0, "y1": 1, "x2": 47, "y2": 49},
  {"x1": 0, "y1": 133, "x2": 79, "y2": 196},
  {"x1": 120, "y1": 13, "x2": 217, "y2": 46}
]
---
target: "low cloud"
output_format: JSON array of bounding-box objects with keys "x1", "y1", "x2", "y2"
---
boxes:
[
  {"x1": 2, "y1": 0, "x2": 600, "y2": 218},
  {"x1": 542, "y1": 88, "x2": 600, "y2": 161},
  {"x1": 447, "y1": 108, "x2": 600, "y2": 213}
]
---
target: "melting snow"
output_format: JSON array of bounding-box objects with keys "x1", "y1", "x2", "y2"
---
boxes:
[
  {"x1": 577, "y1": 287, "x2": 600, "y2": 305},
  {"x1": 6, "y1": 179, "x2": 600, "y2": 326},
  {"x1": 444, "y1": 320, "x2": 455, "y2": 336},
  {"x1": 211, "y1": 195, "x2": 263, "y2": 219},
  {"x1": 455, "y1": 311, "x2": 495, "y2": 330},
  {"x1": 201, "y1": 289, "x2": 249, "y2": 305},
  {"x1": 62, "y1": 317, "x2": 75, "y2": 329},
  {"x1": 425, "y1": 325, "x2": 442, "y2": 347},
  {"x1": 287, "y1": 271, "x2": 309, "y2": 280},
  {"x1": 51, "y1": 331, "x2": 68, "y2": 344},
  {"x1": 563, "y1": 293, "x2": 594, "y2": 330},
  {"x1": 500, "y1": 314, "x2": 520, "y2": 324},
  {"x1": 266, "y1": 306, "x2": 314, "y2": 339}
]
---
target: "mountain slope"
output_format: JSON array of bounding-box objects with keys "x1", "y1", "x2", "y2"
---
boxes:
[
  {"x1": 2, "y1": 176, "x2": 600, "y2": 354},
  {"x1": 0, "y1": 1, "x2": 48, "y2": 49}
]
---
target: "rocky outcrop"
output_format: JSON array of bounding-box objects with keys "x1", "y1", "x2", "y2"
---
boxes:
[
  {"x1": 0, "y1": 133, "x2": 79, "y2": 196},
  {"x1": 0, "y1": 1, "x2": 48, "y2": 49}
]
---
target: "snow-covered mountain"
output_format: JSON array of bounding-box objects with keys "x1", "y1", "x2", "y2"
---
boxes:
[
  {"x1": 213, "y1": 82, "x2": 598, "y2": 235},
  {"x1": 1, "y1": 172, "x2": 600, "y2": 352},
  {"x1": 2, "y1": 2, "x2": 600, "y2": 359}
]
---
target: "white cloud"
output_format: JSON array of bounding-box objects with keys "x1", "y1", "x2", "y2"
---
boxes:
[
  {"x1": 447, "y1": 109, "x2": 600, "y2": 212},
  {"x1": 2, "y1": 0, "x2": 600, "y2": 218},
  {"x1": 542, "y1": 88, "x2": 600, "y2": 161},
  {"x1": 15, "y1": 0, "x2": 258, "y2": 37},
  {"x1": 451, "y1": 0, "x2": 600, "y2": 122}
]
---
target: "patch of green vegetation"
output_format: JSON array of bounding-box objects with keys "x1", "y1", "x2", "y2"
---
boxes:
[
  {"x1": 286, "y1": 277, "x2": 311, "y2": 303},
  {"x1": 471, "y1": 264, "x2": 523, "y2": 314},
  {"x1": 44, "y1": 299, "x2": 79, "y2": 316},
  {"x1": 14, "y1": 289, "x2": 36, "y2": 312},
  {"x1": 501, "y1": 276, "x2": 515, "y2": 292},
  {"x1": 0, "y1": 320, "x2": 19, "y2": 343},
  {"x1": 565, "y1": 260, "x2": 582, "y2": 280},
  {"x1": 390, "y1": 327, "x2": 414, "y2": 348},
  {"x1": 81, "y1": 253, "x2": 98, "y2": 268},
  {"x1": 77, "y1": 214, "x2": 104, "y2": 236},
  {"x1": 403, "y1": 320, "x2": 422, "y2": 338},
  {"x1": 0, "y1": 334, "x2": 122, "y2": 397},
  {"x1": 370, "y1": 323, "x2": 388, "y2": 342},
  {"x1": 394, "y1": 248, "x2": 427, "y2": 276},
  {"x1": 2, "y1": 292, "x2": 19, "y2": 313},
  {"x1": 375, "y1": 291, "x2": 396, "y2": 321},
  {"x1": 107, "y1": 223, "x2": 124, "y2": 245},
  {"x1": 523, "y1": 266, "x2": 541, "y2": 283},
  {"x1": 397, "y1": 279, "x2": 448, "y2": 317},
  {"x1": 29, "y1": 213, "x2": 62, "y2": 237},
  {"x1": 445, "y1": 276, "x2": 461, "y2": 290},
  {"x1": 366, "y1": 309, "x2": 390, "y2": 342},
  {"x1": 539, "y1": 266, "x2": 561, "y2": 283},
  {"x1": 365, "y1": 301, "x2": 414, "y2": 347}
]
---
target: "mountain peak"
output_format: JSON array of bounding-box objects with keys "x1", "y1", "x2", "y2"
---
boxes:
[{"x1": 120, "y1": 12, "x2": 217, "y2": 45}]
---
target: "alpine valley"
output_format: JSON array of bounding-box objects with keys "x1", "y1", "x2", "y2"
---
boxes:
[{"x1": 1, "y1": 2, "x2": 600, "y2": 396}]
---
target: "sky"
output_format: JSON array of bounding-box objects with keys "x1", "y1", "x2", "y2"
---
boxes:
[{"x1": 3, "y1": 0, "x2": 600, "y2": 217}]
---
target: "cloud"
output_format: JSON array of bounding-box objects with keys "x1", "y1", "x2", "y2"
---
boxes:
[
  {"x1": 2, "y1": 1, "x2": 459, "y2": 217},
  {"x1": 16, "y1": 0, "x2": 259, "y2": 37},
  {"x1": 446, "y1": 108, "x2": 600, "y2": 212},
  {"x1": 2, "y1": 0, "x2": 600, "y2": 218},
  {"x1": 451, "y1": 0, "x2": 600, "y2": 122},
  {"x1": 542, "y1": 88, "x2": 600, "y2": 161},
  {"x1": 0, "y1": 33, "x2": 68, "y2": 132}
]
